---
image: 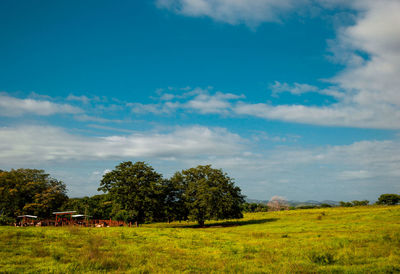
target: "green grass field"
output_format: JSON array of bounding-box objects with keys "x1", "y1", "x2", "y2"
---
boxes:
[{"x1": 1, "y1": 206, "x2": 399, "y2": 273}]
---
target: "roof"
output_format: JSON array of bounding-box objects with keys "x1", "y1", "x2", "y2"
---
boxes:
[
  {"x1": 17, "y1": 215, "x2": 37, "y2": 218},
  {"x1": 52, "y1": 211, "x2": 77, "y2": 214},
  {"x1": 72, "y1": 214, "x2": 92, "y2": 218}
]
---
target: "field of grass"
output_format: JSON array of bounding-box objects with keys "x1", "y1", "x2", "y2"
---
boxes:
[{"x1": 1, "y1": 206, "x2": 400, "y2": 273}]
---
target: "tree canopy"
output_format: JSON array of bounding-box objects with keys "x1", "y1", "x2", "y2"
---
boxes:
[
  {"x1": 98, "y1": 161, "x2": 165, "y2": 225},
  {"x1": 0, "y1": 169, "x2": 67, "y2": 218},
  {"x1": 172, "y1": 165, "x2": 245, "y2": 226},
  {"x1": 377, "y1": 194, "x2": 400, "y2": 205}
]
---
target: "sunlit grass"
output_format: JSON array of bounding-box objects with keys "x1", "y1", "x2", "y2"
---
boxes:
[{"x1": 1, "y1": 206, "x2": 399, "y2": 273}]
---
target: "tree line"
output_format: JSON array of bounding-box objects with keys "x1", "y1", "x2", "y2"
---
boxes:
[
  {"x1": 1, "y1": 164, "x2": 400, "y2": 225},
  {"x1": 0, "y1": 162, "x2": 245, "y2": 226}
]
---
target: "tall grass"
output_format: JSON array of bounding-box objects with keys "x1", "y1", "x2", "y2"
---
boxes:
[{"x1": 1, "y1": 206, "x2": 399, "y2": 273}]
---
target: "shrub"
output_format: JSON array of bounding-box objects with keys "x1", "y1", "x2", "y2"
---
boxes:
[
  {"x1": 308, "y1": 250, "x2": 336, "y2": 265},
  {"x1": 0, "y1": 215, "x2": 14, "y2": 225}
]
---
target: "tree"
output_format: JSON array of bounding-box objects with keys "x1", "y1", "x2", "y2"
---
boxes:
[
  {"x1": 171, "y1": 165, "x2": 244, "y2": 226},
  {"x1": 339, "y1": 201, "x2": 353, "y2": 207},
  {"x1": 376, "y1": 194, "x2": 400, "y2": 205},
  {"x1": 98, "y1": 161, "x2": 164, "y2": 226},
  {"x1": 159, "y1": 178, "x2": 188, "y2": 223},
  {"x1": 351, "y1": 200, "x2": 369, "y2": 206},
  {"x1": 0, "y1": 169, "x2": 67, "y2": 218}
]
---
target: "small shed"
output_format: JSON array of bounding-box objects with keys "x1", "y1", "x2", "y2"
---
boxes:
[
  {"x1": 17, "y1": 215, "x2": 37, "y2": 226},
  {"x1": 52, "y1": 211, "x2": 77, "y2": 226}
]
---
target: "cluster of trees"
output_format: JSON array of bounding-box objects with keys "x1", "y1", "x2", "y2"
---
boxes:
[
  {"x1": 99, "y1": 162, "x2": 245, "y2": 226},
  {"x1": 0, "y1": 169, "x2": 67, "y2": 221},
  {"x1": 339, "y1": 200, "x2": 370, "y2": 207},
  {"x1": 338, "y1": 195, "x2": 400, "y2": 207},
  {"x1": 0, "y1": 163, "x2": 245, "y2": 226},
  {"x1": 242, "y1": 203, "x2": 268, "y2": 212},
  {"x1": 2, "y1": 164, "x2": 400, "y2": 226}
]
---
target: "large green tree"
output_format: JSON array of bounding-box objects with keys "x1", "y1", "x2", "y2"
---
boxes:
[
  {"x1": 0, "y1": 169, "x2": 67, "y2": 218},
  {"x1": 171, "y1": 165, "x2": 244, "y2": 226},
  {"x1": 98, "y1": 161, "x2": 164, "y2": 226}
]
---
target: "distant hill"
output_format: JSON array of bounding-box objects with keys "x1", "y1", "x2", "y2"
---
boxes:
[
  {"x1": 246, "y1": 198, "x2": 339, "y2": 206},
  {"x1": 245, "y1": 198, "x2": 268, "y2": 204}
]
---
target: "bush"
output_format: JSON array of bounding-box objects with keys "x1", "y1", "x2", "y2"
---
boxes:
[
  {"x1": 320, "y1": 203, "x2": 332, "y2": 208},
  {"x1": 0, "y1": 215, "x2": 14, "y2": 225},
  {"x1": 377, "y1": 194, "x2": 400, "y2": 205},
  {"x1": 308, "y1": 250, "x2": 336, "y2": 265}
]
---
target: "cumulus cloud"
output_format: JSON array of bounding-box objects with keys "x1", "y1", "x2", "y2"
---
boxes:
[
  {"x1": 270, "y1": 81, "x2": 345, "y2": 99},
  {"x1": 155, "y1": 0, "x2": 400, "y2": 130},
  {"x1": 234, "y1": 102, "x2": 400, "y2": 129},
  {"x1": 66, "y1": 94, "x2": 91, "y2": 104},
  {"x1": 128, "y1": 88, "x2": 244, "y2": 115},
  {"x1": 204, "y1": 138, "x2": 400, "y2": 200},
  {"x1": 1, "y1": 124, "x2": 399, "y2": 200},
  {"x1": 0, "y1": 93, "x2": 82, "y2": 117},
  {"x1": 185, "y1": 91, "x2": 244, "y2": 114},
  {"x1": 0, "y1": 125, "x2": 244, "y2": 164},
  {"x1": 331, "y1": 0, "x2": 400, "y2": 108}
]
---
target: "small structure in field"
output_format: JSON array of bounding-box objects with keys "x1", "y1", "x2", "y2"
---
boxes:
[
  {"x1": 16, "y1": 215, "x2": 37, "y2": 226},
  {"x1": 53, "y1": 211, "x2": 77, "y2": 226}
]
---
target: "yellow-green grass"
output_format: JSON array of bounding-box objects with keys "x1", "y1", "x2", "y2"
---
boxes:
[{"x1": 1, "y1": 206, "x2": 400, "y2": 273}]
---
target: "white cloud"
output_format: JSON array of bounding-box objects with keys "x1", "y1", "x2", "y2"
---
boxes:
[
  {"x1": 74, "y1": 114, "x2": 124, "y2": 124},
  {"x1": 129, "y1": 88, "x2": 244, "y2": 115},
  {"x1": 0, "y1": 93, "x2": 82, "y2": 117},
  {"x1": 156, "y1": 1, "x2": 400, "y2": 130},
  {"x1": 331, "y1": 0, "x2": 400, "y2": 108},
  {"x1": 270, "y1": 81, "x2": 345, "y2": 99},
  {"x1": 67, "y1": 94, "x2": 91, "y2": 104},
  {"x1": 184, "y1": 91, "x2": 243, "y2": 114},
  {"x1": 0, "y1": 125, "x2": 244, "y2": 164},
  {"x1": 205, "y1": 138, "x2": 400, "y2": 200},
  {"x1": 157, "y1": 0, "x2": 307, "y2": 27},
  {"x1": 1, "y1": 124, "x2": 399, "y2": 200},
  {"x1": 234, "y1": 102, "x2": 400, "y2": 129},
  {"x1": 271, "y1": 81, "x2": 319, "y2": 96}
]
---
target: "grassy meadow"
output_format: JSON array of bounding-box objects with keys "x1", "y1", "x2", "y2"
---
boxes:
[{"x1": 1, "y1": 206, "x2": 400, "y2": 273}]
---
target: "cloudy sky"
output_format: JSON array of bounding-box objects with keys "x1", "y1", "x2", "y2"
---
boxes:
[{"x1": 1, "y1": 0, "x2": 399, "y2": 201}]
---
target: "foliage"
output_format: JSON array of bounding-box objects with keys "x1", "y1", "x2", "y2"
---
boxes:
[
  {"x1": 339, "y1": 201, "x2": 353, "y2": 207},
  {"x1": 242, "y1": 202, "x2": 268, "y2": 212},
  {"x1": 340, "y1": 200, "x2": 370, "y2": 207},
  {"x1": 296, "y1": 204, "x2": 319, "y2": 209},
  {"x1": 98, "y1": 161, "x2": 164, "y2": 225},
  {"x1": 0, "y1": 169, "x2": 67, "y2": 218},
  {"x1": 60, "y1": 194, "x2": 113, "y2": 219},
  {"x1": 1, "y1": 206, "x2": 400, "y2": 273},
  {"x1": 159, "y1": 178, "x2": 188, "y2": 223},
  {"x1": 377, "y1": 194, "x2": 400, "y2": 205},
  {"x1": 172, "y1": 165, "x2": 244, "y2": 226},
  {"x1": 351, "y1": 200, "x2": 369, "y2": 206},
  {"x1": 0, "y1": 215, "x2": 14, "y2": 225},
  {"x1": 320, "y1": 203, "x2": 332, "y2": 208}
]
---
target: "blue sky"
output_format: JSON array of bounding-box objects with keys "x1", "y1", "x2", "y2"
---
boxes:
[{"x1": 1, "y1": 0, "x2": 399, "y2": 201}]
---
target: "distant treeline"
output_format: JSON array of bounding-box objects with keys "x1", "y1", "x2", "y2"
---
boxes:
[{"x1": 1, "y1": 165, "x2": 399, "y2": 225}]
